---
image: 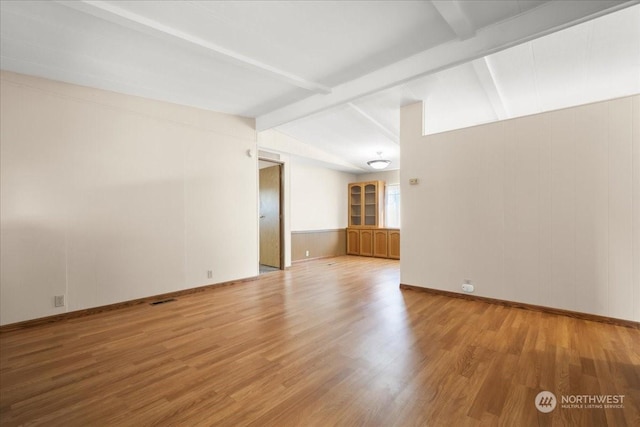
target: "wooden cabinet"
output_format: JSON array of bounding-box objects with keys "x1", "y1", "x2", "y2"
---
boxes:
[
  {"x1": 360, "y1": 229, "x2": 374, "y2": 257},
  {"x1": 388, "y1": 229, "x2": 400, "y2": 259},
  {"x1": 346, "y1": 228, "x2": 360, "y2": 255},
  {"x1": 349, "y1": 181, "x2": 384, "y2": 228},
  {"x1": 373, "y1": 229, "x2": 388, "y2": 258},
  {"x1": 346, "y1": 228, "x2": 399, "y2": 259},
  {"x1": 347, "y1": 181, "x2": 398, "y2": 259}
]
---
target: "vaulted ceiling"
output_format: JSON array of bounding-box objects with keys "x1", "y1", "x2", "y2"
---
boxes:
[{"x1": 2, "y1": 1, "x2": 639, "y2": 172}]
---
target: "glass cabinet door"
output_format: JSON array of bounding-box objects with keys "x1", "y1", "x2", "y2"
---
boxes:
[
  {"x1": 364, "y1": 184, "x2": 376, "y2": 225},
  {"x1": 350, "y1": 184, "x2": 362, "y2": 226},
  {"x1": 349, "y1": 181, "x2": 383, "y2": 228}
]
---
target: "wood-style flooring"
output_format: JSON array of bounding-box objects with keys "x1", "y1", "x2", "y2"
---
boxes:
[{"x1": 1, "y1": 256, "x2": 639, "y2": 426}]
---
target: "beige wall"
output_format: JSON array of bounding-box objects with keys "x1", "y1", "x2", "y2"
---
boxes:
[
  {"x1": 0, "y1": 71, "x2": 258, "y2": 325},
  {"x1": 401, "y1": 95, "x2": 640, "y2": 322},
  {"x1": 290, "y1": 161, "x2": 355, "y2": 231},
  {"x1": 288, "y1": 160, "x2": 355, "y2": 261},
  {"x1": 291, "y1": 229, "x2": 346, "y2": 262}
]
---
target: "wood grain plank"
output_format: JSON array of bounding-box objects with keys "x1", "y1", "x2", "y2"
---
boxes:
[{"x1": 1, "y1": 256, "x2": 638, "y2": 426}]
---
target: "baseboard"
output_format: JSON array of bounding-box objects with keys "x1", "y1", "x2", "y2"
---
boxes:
[
  {"x1": 292, "y1": 255, "x2": 341, "y2": 264},
  {"x1": 0, "y1": 276, "x2": 258, "y2": 333},
  {"x1": 399, "y1": 284, "x2": 639, "y2": 329},
  {"x1": 291, "y1": 228, "x2": 345, "y2": 234}
]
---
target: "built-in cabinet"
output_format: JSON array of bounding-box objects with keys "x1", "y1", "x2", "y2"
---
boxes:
[
  {"x1": 349, "y1": 181, "x2": 384, "y2": 228},
  {"x1": 347, "y1": 180, "x2": 399, "y2": 259},
  {"x1": 347, "y1": 228, "x2": 399, "y2": 259},
  {"x1": 346, "y1": 228, "x2": 360, "y2": 254},
  {"x1": 373, "y1": 229, "x2": 388, "y2": 258},
  {"x1": 388, "y1": 229, "x2": 400, "y2": 259},
  {"x1": 359, "y1": 229, "x2": 374, "y2": 257}
]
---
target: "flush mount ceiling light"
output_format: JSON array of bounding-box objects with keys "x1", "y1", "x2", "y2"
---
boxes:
[{"x1": 367, "y1": 152, "x2": 391, "y2": 170}]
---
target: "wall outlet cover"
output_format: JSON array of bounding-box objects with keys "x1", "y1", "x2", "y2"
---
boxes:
[{"x1": 54, "y1": 295, "x2": 65, "y2": 307}]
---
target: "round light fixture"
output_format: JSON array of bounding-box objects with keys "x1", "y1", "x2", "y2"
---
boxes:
[
  {"x1": 367, "y1": 152, "x2": 391, "y2": 169},
  {"x1": 367, "y1": 159, "x2": 391, "y2": 169}
]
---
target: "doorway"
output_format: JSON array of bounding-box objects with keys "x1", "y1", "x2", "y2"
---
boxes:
[{"x1": 259, "y1": 159, "x2": 283, "y2": 273}]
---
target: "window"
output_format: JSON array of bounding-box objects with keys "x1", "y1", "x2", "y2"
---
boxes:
[{"x1": 385, "y1": 184, "x2": 400, "y2": 228}]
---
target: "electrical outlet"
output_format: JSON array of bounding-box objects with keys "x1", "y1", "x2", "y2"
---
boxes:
[
  {"x1": 305, "y1": 250, "x2": 309, "y2": 257},
  {"x1": 462, "y1": 280, "x2": 474, "y2": 293},
  {"x1": 207, "y1": 270, "x2": 213, "y2": 279},
  {"x1": 409, "y1": 178, "x2": 419, "y2": 185},
  {"x1": 54, "y1": 295, "x2": 65, "y2": 307}
]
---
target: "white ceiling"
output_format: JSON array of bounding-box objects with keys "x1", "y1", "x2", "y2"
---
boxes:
[{"x1": 2, "y1": 1, "x2": 639, "y2": 173}]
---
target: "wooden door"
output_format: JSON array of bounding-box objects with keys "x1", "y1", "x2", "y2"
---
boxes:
[
  {"x1": 373, "y1": 229, "x2": 388, "y2": 258},
  {"x1": 259, "y1": 164, "x2": 281, "y2": 268},
  {"x1": 360, "y1": 229, "x2": 374, "y2": 257}
]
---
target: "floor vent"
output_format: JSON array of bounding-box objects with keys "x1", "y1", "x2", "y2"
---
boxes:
[{"x1": 150, "y1": 298, "x2": 176, "y2": 306}]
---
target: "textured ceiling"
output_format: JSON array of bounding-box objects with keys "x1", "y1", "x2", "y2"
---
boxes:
[{"x1": 1, "y1": 1, "x2": 638, "y2": 173}]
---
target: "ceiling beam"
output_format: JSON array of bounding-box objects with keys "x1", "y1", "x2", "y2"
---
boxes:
[
  {"x1": 347, "y1": 103, "x2": 399, "y2": 144},
  {"x1": 55, "y1": 0, "x2": 331, "y2": 94},
  {"x1": 432, "y1": 0, "x2": 476, "y2": 40},
  {"x1": 258, "y1": 129, "x2": 364, "y2": 173},
  {"x1": 471, "y1": 57, "x2": 508, "y2": 120},
  {"x1": 257, "y1": 0, "x2": 638, "y2": 131}
]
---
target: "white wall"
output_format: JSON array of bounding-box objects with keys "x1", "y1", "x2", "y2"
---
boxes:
[
  {"x1": 357, "y1": 169, "x2": 400, "y2": 185},
  {"x1": 290, "y1": 160, "x2": 355, "y2": 231},
  {"x1": 0, "y1": 71, "x2": 258, "y2": 325},
  {"x1": 401, "y1": 96, "x2": 640, "y2": 322}
]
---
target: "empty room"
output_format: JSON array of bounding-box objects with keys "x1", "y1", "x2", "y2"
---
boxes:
[{"x1": 1, "y1": 1, "x2": 639, "y2": 426}]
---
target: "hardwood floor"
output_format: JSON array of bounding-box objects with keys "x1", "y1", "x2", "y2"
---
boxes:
[{"x1": 1, "y1": 256, "x2": 638, "y2": 426}]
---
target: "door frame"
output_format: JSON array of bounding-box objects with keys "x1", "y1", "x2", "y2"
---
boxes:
[{"x1": 258, "y1": 158, "x2": 284, "y2": 270}]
